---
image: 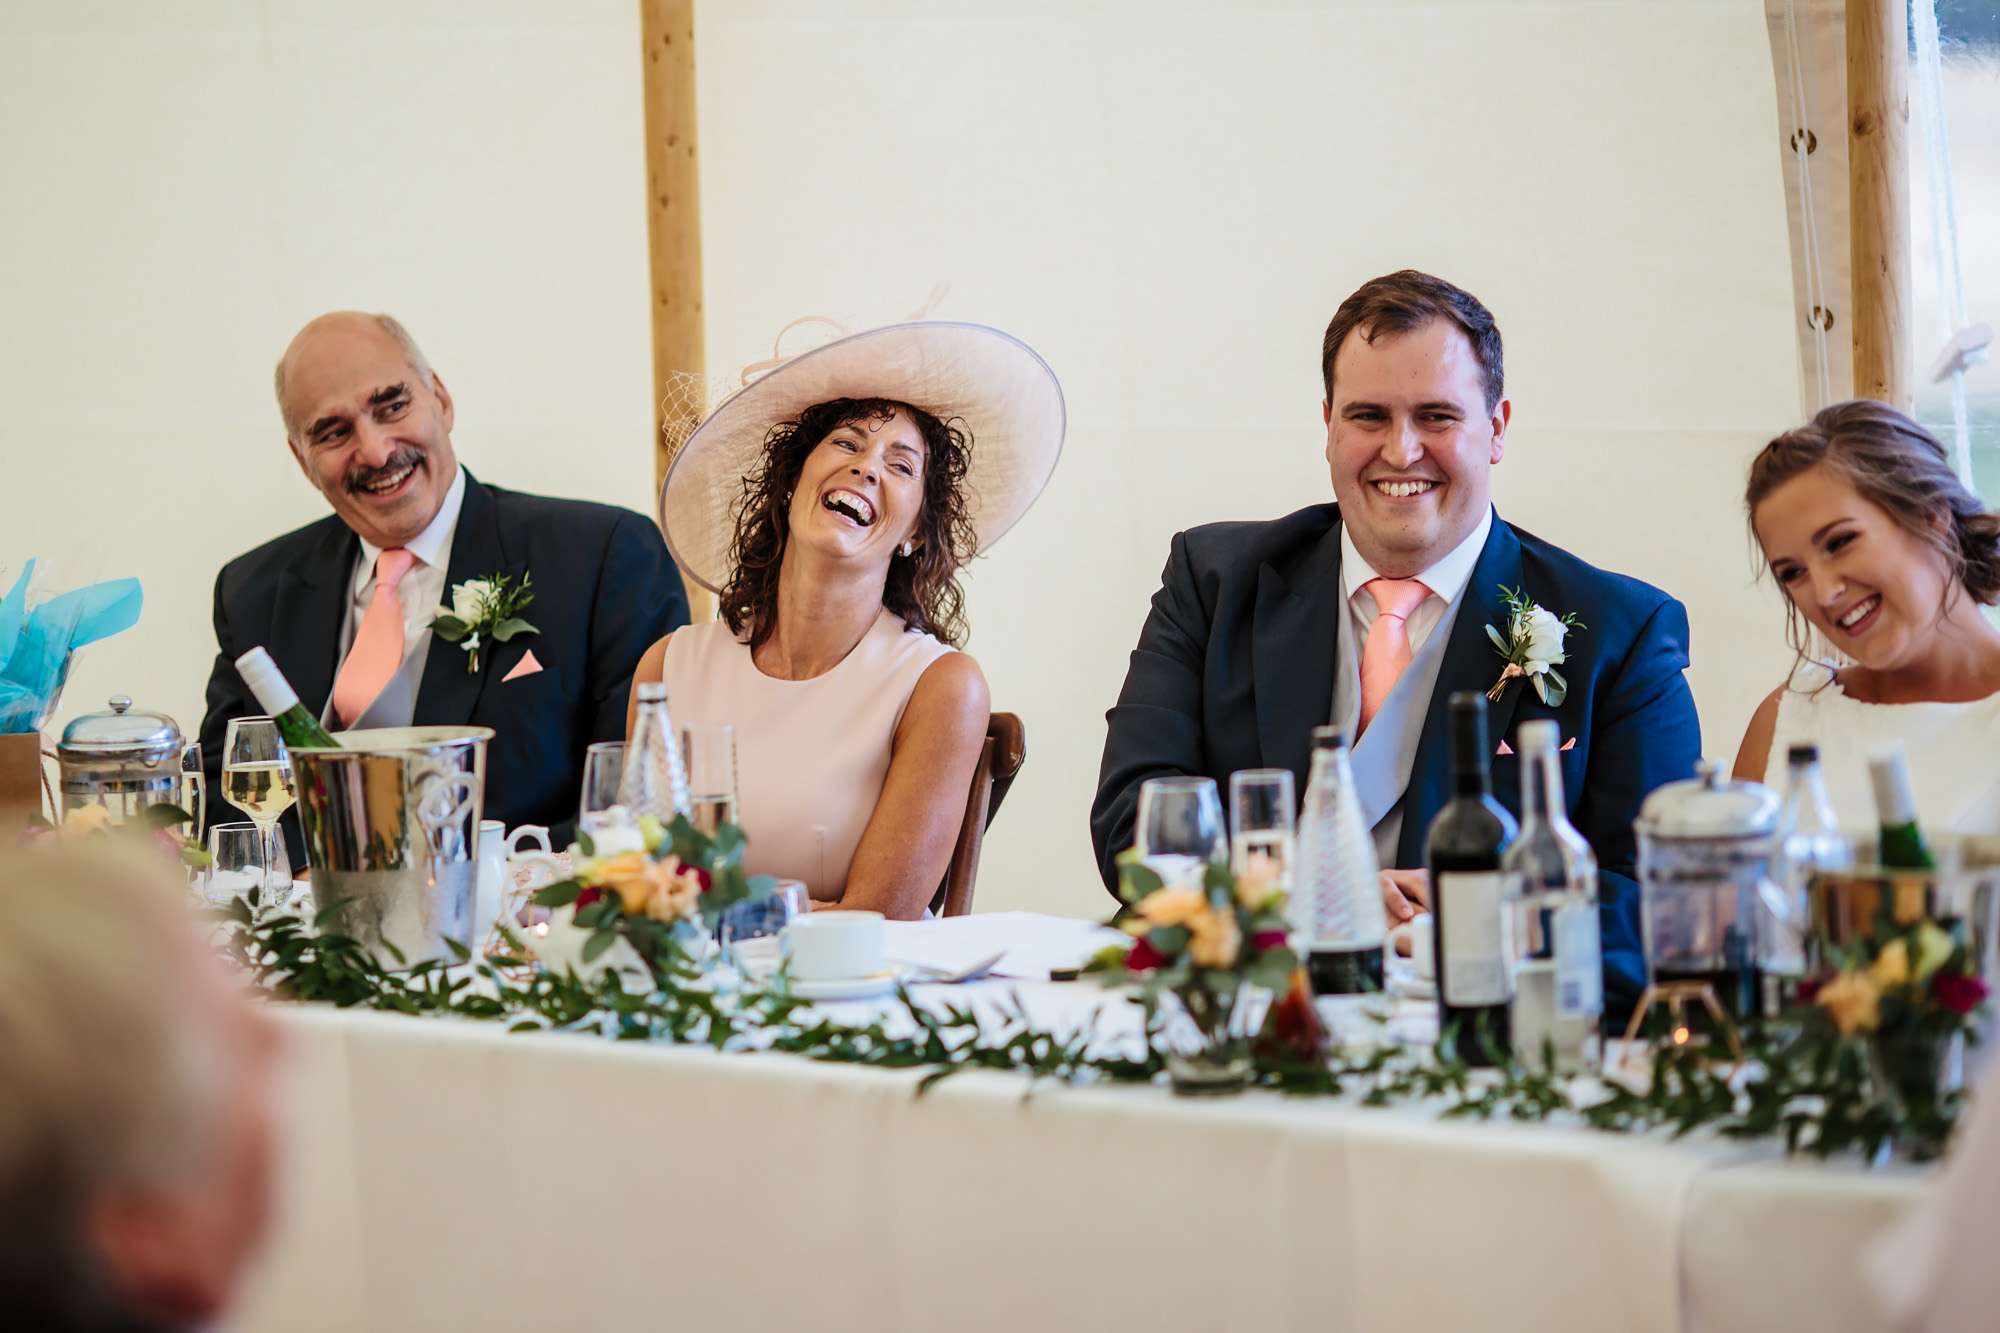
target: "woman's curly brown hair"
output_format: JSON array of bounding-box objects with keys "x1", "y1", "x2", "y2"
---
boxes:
[{"x1": 719, "y1": 397, "x2": 978, "y2": 651}]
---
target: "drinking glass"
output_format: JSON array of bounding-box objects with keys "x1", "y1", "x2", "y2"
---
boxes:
[
  {"x1": 1228, "y1": 768, "x2": 1296, "y2": 889},
  {"x1": 1135, "y1": 776, "x2": 1226, "y2": 885},
  {"x1": 204, "y1": 820, "x2": 292, "y2": 909},
  {"x1": 680, "y1": 723, "x2": 738, "y2": 836},
  {"x1": 578, "y1": 741, "x2": 626, "y2": 835},
  {"x1": 222, "y1": 717, "x2": 294, "y2": 903},
  {"x1": 717, "y1": 878, "x2": 809, "y2": 963}
]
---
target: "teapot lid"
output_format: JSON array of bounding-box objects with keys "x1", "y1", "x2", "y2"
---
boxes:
[
  {"x1": 58, "y1": 696, "x2": 185, "y2": 759},
  {"x1": 1638, "y1": 761, "x2": 1781, "y2": 839}
]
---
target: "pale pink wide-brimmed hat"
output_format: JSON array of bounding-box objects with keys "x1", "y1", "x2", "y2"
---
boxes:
[{"x1": 658, "y1": 320, "x2": 1066, "y2": 594}]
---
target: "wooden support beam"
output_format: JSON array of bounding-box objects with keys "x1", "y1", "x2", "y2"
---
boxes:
[
  {"x1": 639, "y1": 0, "x2": 713, "y2": 619},
  {"x1": 1846, "y1": 0, "x2": 1912, "y2": 410}
]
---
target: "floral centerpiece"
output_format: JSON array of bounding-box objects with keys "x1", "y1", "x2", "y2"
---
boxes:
[
  {"x1": 1785, "y1": 891, "x2": 1989, "y2": 1160},
  {"x1": 1083, "y1": 850, "x2": 1297, "y2": 1094},
  {"x1": 529, "y1": 813, "x2": 777, "y2": 988}
]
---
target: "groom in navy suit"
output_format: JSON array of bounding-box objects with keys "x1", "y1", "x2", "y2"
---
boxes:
[
  {"x1": 200, "y1": 311, "x2": 687, "y2": 860},
  {"x1": 1091, "y1": 271, "x2": 1700, "y2": 1014}
]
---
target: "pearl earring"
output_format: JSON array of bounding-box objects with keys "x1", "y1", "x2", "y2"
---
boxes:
[{"x1": 899, "y1": 541, "x2": 914, "y2": 558}]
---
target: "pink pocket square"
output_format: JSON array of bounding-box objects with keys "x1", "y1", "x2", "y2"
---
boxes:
[
  {"x1": 1495, "y1": 737, "x2": 1576, "y2": 756},
  {"x1": 502, "y1": 649, "x2": 544, "y2": 683}
]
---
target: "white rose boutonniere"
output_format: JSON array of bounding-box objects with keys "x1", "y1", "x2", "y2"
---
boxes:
[
  {"x1": 432, "y1": 572, "x2": 538, "y2": 674},
  {"x1": 1485, "y1": 585, "x2": 1584, "y2": 706}
]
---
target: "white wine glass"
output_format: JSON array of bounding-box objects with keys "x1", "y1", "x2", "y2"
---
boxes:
[
  {"x1": 578, "y1": 741, "x2": 626, "y2": 836},
  {"x1": 222, "y1": 716, "x2": 295, "y2": 906},
  {"x1": 1229, "y1": 768, "x2": 1296, "y2": 891}
]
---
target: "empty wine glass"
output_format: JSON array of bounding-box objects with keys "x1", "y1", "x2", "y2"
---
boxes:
[
  {"x1": 1135, "y1": 776, "x2": 1226, "y2": 886},
  {"x1": 222, "y1": 717, "x2": 294, "y2": 904},
  {"x1": 204, "y1": 820, "x2": 292, "y2": 909},
  {"x1": 578, "y1": 741, "x2": 626, "y2": 835}
]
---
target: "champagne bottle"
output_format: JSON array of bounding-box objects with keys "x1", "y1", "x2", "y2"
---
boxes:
[
  {"x1": 1426, "y1": 692, "x2": 1518, "y2": 1067},
  {"x1": 1500, "y1": 719, "x2": 1600, "y2": 1072},
  {"x1": 621, "y1": 682, "x2": 692, "y2": 824},
  {"x1": 1292, "y1": 727, "x2": 1389, "y2": 994},
  {"x1": 234, "y1": 648, "x2": 342, "y2": 749},
  {"x1": 1868, "y1": 748, "x2": 1935, "y2": 870}
]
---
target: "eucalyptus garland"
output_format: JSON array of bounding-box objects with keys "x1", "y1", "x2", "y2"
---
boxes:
[{"x1": 215, "y1": 896, "x2": 1970, "y2": 1161}]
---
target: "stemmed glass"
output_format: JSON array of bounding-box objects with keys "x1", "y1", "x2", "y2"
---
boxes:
[
  {"x1": 1134, "y1": 776, "x2": 1227, "y2": 885},
  {"x1": 222, "y1": 716, "x2": 295, "y2": 907},
  {"x1": 204, "y1": 821, "x2": 291, "y2": 909},
  {"x1": 578, "y1": 741, "x2": 626, "y2": 835}
]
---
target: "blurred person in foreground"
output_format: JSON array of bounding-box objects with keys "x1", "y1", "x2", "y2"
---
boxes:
[{"x1": 0, "y1": 841, "x2": 282, "y2": 1331}]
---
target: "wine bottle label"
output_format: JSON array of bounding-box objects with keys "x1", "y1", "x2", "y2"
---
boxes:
[
  {"x1": 1554, "y1": 902, "x2": 1602, "y2": 1018},
  {"x1": 1440, "y1": 872, "x2": 1513, "y2": 1006}
]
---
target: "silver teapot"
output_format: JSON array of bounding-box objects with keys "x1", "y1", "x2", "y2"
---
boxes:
[
  {"x1": 1635, "y1": 761, "x2": 1782, "y2": 1021},
  {"x1": 56, "y1": 695, "x2": 205, "y2": 830}
]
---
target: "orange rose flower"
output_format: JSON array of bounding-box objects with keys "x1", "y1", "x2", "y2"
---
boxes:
[{"x1": 591, "y1": 851, "x2": 672, "y2": 915}]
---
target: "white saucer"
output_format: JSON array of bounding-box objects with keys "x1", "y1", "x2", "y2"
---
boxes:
[
  {"x1": 1385, "y1": 968, "x2": 1436, "y2": 1001},
  {"x1": 784, "y1": 970, "x2": 902, "y2": 1002}
]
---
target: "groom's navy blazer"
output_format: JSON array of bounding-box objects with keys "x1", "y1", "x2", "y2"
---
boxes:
[
  {"x1": 199, "y1": 470, "x2": 688, "y2": 860},
  {"x1": 1091, "y1": 503, "x2": 1701, "y2": 1013}
]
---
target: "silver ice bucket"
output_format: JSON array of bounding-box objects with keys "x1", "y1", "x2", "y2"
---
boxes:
[{"x1": 292, "y1": 726, "x2": 492, "y2": 967}]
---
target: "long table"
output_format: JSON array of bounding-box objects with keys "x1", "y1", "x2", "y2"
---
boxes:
[{"x1": 229, "y1": 915, "x2": 1929, "y2": 1333}]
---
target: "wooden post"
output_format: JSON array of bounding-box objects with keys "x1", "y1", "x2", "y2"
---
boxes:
[
  {"x1": 1847, "y1": 0, "x2": 1912, "y2": 410},
  {"x1": 639, "y1": 0, "x2": 713, "y2": 620}
]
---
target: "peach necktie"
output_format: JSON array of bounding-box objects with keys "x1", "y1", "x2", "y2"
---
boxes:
[
  {"x1": 331, "y1": 548, "x2": 417, "y2": 728},
  {"x1": 1357, "y1": 577, "x2": 1431, "y2": 738}
]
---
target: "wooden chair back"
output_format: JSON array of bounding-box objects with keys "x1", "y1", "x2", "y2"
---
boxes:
[{"x1": 929, "y1": 712, "x2": 1025, "y2": 917}]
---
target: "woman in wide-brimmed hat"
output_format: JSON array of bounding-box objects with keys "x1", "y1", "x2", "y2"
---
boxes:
[{"x1": 630, "y1": 321, "x2": 1064, "y2": 918}]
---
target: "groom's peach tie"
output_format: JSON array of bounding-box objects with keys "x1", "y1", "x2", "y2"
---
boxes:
[
  {"x1": 1358, "y1": 577, "x2": 1431, "y2": 738},
  {"x1": 332, "y1": 548, "x2": 417, "y2": 728}
]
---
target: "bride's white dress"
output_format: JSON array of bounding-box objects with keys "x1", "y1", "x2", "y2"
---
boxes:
[{"x1": 1763, "y1": 662, "x2": 2000, "y2": 836}]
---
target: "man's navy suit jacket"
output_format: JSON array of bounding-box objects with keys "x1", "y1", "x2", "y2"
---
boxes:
[
  {"x1": 1090, "y1": 503, "x2": 1702, "y2": 1014},
  {"x1": 200, "y1": 470, "x2": 688, "y2": 858}
]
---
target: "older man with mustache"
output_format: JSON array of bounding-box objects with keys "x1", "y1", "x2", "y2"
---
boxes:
[{"x1": 199, "y1": 311, "x2": 687, "y2": 856}]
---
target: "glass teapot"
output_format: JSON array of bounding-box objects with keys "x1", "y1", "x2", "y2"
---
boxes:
[
  {"x1": 56, "y1": 696, "x2": 205, "y2": 830},
  {"x1": 1634, "y1": 761, "x2": 1782, "y2": 1021}
]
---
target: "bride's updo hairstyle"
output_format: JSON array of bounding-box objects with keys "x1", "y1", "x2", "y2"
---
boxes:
[{"x1": 1746, "y1": 398, "x2": 2000, "y2": 662}]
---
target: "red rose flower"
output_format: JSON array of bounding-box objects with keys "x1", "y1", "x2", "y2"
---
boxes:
[
  {"x1": 1794, "y1": 976, "x2": 1822, "y2": 1006},
  {"x1": 692, "y1": 865, "x2": 715, "y2": 895},
  {"x1": 573, "y1": 885, "x2": 605, "y2": 913},
  {"x1": 1252, "y1": 929, "x2": 1289, "y2": 954},
  {"x1": 1126, "y1": 937, "x2": 1165, "y2": 973},
  {"x1": 1933, "y1": 971, "x2": 1990, "y2": 1016}
]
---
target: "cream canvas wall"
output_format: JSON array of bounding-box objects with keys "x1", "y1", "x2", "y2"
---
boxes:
[{"x1": 2, "y1": 0, "x2": 1799, "y2": 920}]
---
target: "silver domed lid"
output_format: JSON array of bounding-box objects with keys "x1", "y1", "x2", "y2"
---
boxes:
[
  {"x1": 1637, "y1": 761, "x2": 1781, "y2": 839},
  {"x1": 58, "y1": 696, "x2": 184, "y2": 762}
]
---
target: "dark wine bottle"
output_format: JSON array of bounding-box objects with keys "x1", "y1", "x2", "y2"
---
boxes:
[
  {"x1": 1426, "y1": 692, "x2": 1519, "y2": 1067},
  {"x1": 1868, "y1": 749, "x2": 1935, "y2": 870},
  {"x1": 234, "y1": 648, "x2": 342, "y2": 749}
]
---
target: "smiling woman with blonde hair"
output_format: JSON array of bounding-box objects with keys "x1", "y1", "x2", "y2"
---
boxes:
[
  {"x1": 628, "y1": 321, "x2": 1064, "y2": 918},
  {"x1": 1733, "y1": 399, "x2": 2000, "y2": 829}
]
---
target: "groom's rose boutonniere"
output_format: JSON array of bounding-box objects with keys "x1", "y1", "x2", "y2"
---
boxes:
[
  {"x1": 1485, "y1": 585, "x2": 1583, "y2": 706},
  {"x1": 432, "y1": 572, "x2": 538, "y2": 674}
]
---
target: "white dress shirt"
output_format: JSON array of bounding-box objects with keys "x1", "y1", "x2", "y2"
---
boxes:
[
  {"x1": 1339, "y1": 506, "x2": 1492, "y2": 655},
  {"x1": 335, "y1": 465, "x2": 467, "y2": 675}
]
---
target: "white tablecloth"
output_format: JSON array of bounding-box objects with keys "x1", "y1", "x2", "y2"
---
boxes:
[{"x1": 230, "y1": 915, "x2": 1928, "y2": 1333}]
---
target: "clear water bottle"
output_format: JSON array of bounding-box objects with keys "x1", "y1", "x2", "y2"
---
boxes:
[
  {"x1": 620, "y1": 682, "x2": 692, "y2": 825},
  {"x1": 1292, "y1": 727, "x2": 1388, "y2": 994},
  {"x1": 1500, "y1": 719, "x2": 1601, "y2": 1073},
  {"x1": 1767, "y1": 744, "x2": 1853, "y2": 1006}
]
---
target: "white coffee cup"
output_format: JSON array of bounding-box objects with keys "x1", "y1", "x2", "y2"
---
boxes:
[
  {"x1": 1386, "y1": 912, "x2": 1435, "y2": 981},
  {"x1": 781, "y1": 911, "x2": 886, "y2": 982}
]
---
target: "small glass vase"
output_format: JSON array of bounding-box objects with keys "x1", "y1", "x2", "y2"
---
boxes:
[
  {"x1": 1162, "y1": 981, "x2": 1257, "y2": 1096},
  {"x1": 1868, "y1": 1028, "x2": 1960, "y2": 1162}
]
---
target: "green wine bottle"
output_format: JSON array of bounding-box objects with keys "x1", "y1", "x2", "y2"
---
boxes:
[
  {"x1": 1867, "y1": 749, "x2": 1935, "y2": 870},
  {"x1": 234, "y1": 648, "x2": 343, "y2": 749}
]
